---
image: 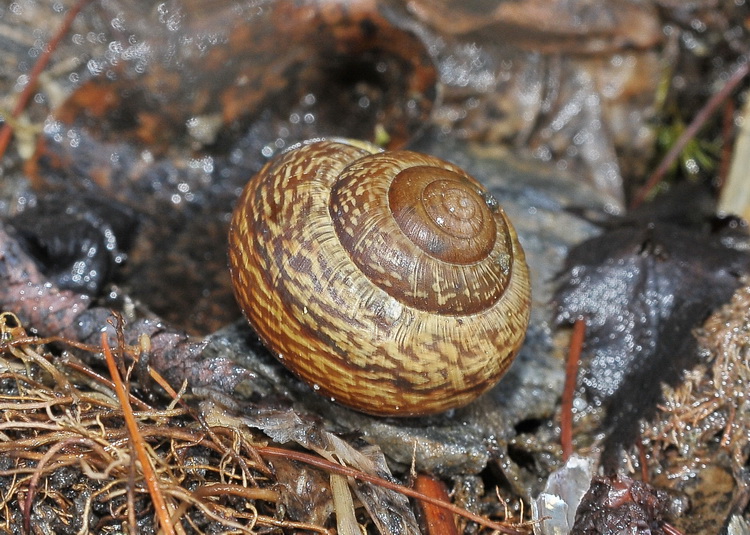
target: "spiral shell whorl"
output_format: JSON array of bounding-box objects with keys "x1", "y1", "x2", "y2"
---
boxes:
[
  {"x1": 330, "y1": 153, "x2": 514, "y2": 315},
  {"x1": 228, "y1": 139, "x2": 531, "y2": 416}
]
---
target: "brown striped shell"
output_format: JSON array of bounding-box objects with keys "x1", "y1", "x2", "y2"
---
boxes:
[{"x1": 228, "y1": 139, "x2": 531, "y2": 416}]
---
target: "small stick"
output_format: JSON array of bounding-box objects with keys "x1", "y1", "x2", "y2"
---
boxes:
[
  {"x1": 637, "y1": 440, "x2": 649, "y2": 483},
  {"x1": 561, "y1": 318, "x2": 586, "y2": 461},
  {"x1": 413, "y1": 473, "x2": 459, "y2": 535},
  {"x1": 0, "y1": 0, "x2": 93, "y2": 159},
  {"x1": 717, "y1": 98, "x2": 736, "y2": 189},
  {"x1": 101, "y1": 332, "x2": 177, "y2": 535},
  {"x1": 663, "y1": 521, "x2": 686, "y2": 535},
  {"x1": 631, "y1": 61, "x2": 750, "y2": 209}
]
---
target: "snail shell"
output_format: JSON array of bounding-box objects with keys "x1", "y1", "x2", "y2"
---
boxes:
[{"x1": 228, "y1": 139, "x2": 531, "y2": 416}]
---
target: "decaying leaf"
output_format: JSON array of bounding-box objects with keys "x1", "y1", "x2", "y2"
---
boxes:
[
  {"x1": 201, "y1": 401, "x2": 422, "y2": 534},
  {"x1": 554, "y1": 187, "x2": 750, "y2": 467},
  {"x1": 7, "y1": 192, "x2": 138, "y2": 295}
]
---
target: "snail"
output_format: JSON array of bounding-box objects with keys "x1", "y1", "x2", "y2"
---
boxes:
[{"x1": 228, "y1": 139, "x2": 531, "y2": 416}]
